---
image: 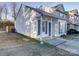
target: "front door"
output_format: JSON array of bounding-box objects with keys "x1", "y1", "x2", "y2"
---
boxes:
[{"x1": 42, "y1": 20, "x2": 47, "y2": 36}]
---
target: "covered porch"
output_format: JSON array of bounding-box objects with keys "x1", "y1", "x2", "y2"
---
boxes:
[{"x1": 36, "y1": 15, "x2": 67, "y2": 39}]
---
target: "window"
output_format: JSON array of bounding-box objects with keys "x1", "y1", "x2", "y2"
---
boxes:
[
  {"x1": 75, "y1": 16, "x2": 76, "y2": 19},
  {"x1": 64, "y1": 15, "x2": 66, "y2": 19},
  {"x1": 42, "y1": 20, "x2": 46, "y2": 32},
  {"x1": 59, "y1": 22, "x2": 65, "y2": 34},
  {"x1": 70, "y1": 15, "x2": 74, "y2": 22},
  {"x1": 77, "y1": 17, "x2": 79, "y2": 20},
  {"x1": 60, "y1": 13, "x2": 64, "y2": 17},
  {"x1": 42, "y1": 20, "x2": 47, "y2": 34}
]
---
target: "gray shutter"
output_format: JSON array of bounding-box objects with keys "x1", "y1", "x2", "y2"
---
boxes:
[{"x1": 38, "y1": 20, "x2": 41, "y2": 35}]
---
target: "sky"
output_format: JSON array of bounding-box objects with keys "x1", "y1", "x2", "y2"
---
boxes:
[
  {"x1": 21, "y1": 2, "x2": 79, "y2": 11},
  {"x1": 1, "y1": 2, "x2": 79, "y2": 13},
  {"x1": 1, "y1": 2, "x2": 79, "y2": 20}
]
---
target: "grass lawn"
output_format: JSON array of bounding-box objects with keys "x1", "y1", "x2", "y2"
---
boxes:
[
  {"x1": 62, "y1": 34, "x2": 79, "y2": 40},
  {"x1": 15, "y1": 34, "x2": 38, "y2": 44},
  {"x1": 15, "y1": 33, "x2": 54, "y2": 48},
  {"x1": 0, "y1": 33, "x2": 54, "y2": 48}
]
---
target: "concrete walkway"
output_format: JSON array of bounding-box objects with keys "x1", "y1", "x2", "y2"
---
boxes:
[
  {"x1": 43, "y1": 38, "x2": 67, "y2": 46},
  {"x1": 42, "y1": 38, "x2": 79, "y2": 55},
  {"x1": 57, "y1": 40, "x2": 79, "y2": 55}
]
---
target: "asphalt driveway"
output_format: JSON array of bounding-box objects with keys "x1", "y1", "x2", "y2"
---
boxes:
[
  {"x1": 0, "y1": 32, "x2": 26, "y2": 48},
  {"x1": 0, "y1": 42, "x2": 77, "y2": 56}
]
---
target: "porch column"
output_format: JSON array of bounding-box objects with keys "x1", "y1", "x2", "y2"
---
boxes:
[
  {"x1": 40, "y1": 16, "x2": 44, "y2": 44},
  {"x1": 51, "y1": 18, "x2": 52, "y2": 39},
  {"x1": 40, "y1": 16, "x2": 42, "y2": 37},
  {"x1": 65, "y1": 21, "x2": 67, "y2": 35}
]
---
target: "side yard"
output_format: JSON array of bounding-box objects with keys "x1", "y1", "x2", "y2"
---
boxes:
[{"x1": 0, "y1": 32, "x2": 39, "y2": 48}]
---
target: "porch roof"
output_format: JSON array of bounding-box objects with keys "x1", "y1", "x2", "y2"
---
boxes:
[
  {"x1": 68, "y1": 22, "x2": 78, "y2": 26},
  {"x1": 56, "y1": 9, "x2": 68, "y2": 15}
]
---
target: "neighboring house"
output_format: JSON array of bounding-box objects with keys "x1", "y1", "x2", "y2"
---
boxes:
[
  {"x1": 15, "y1": 4, "x2": 67, "y2": 39},
  {"x1": 67, "y1": 9, "x2": 79, "y2": 31},
  {"x1": 51, "y1": 4, "x2": 67, "y2": 36}
]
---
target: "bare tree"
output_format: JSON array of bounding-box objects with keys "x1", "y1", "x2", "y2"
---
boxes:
[
  {"x1": 0, "y1": 5, "x2": 3, "y2": 20},
  {"x1": 11, "y1": 2, "x2": 16, "y2": 21},
  {"x1": 3, "y1": 4, "x2": 7, "y2": 21}
]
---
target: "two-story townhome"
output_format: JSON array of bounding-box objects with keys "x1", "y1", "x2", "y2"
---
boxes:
[
  {"x1": 39, "y1": 4, "x2": 67, "y2": 36},
  {"x1": 15, "y1": 4, "x2": 55, "y2": 39},
  {"x1": 67, "y1": 9, "x2": 79, "y2": 31},
  {"x1": 51, "y1": 4, "x2": 67, "y2": 36},
  {"x1": 15, "y1": 4, "x2": 67, "y2": 40}
]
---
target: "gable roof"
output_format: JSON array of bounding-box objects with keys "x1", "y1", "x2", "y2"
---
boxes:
[
  {"x1": 16, "y1": 4, "x2": 67, "y2": 20},
  {"x1": 68, "y1": 9, "x2": 79, "y2": 17},
  {"x1": 52, "y1": 4, "x2": 65, "y2": 11},
  {"x1": 16, "y1": 4, "x2": 53, "y2": 18},
  {"x1": 51, "y1": 4, "x2": 67, "y2": 15},
  {"x1": 52, "y1": 4, "x2": 63, "y2": 8},
  {"x1": 24, "y1": 5, "x2": 53, "y2": 17},
  {"x1": 68, "y1": 9, "x2": 78, "y2": 14},
  {"x1": 16, "y1": 4, "x2": 22, "y2": 19}
]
